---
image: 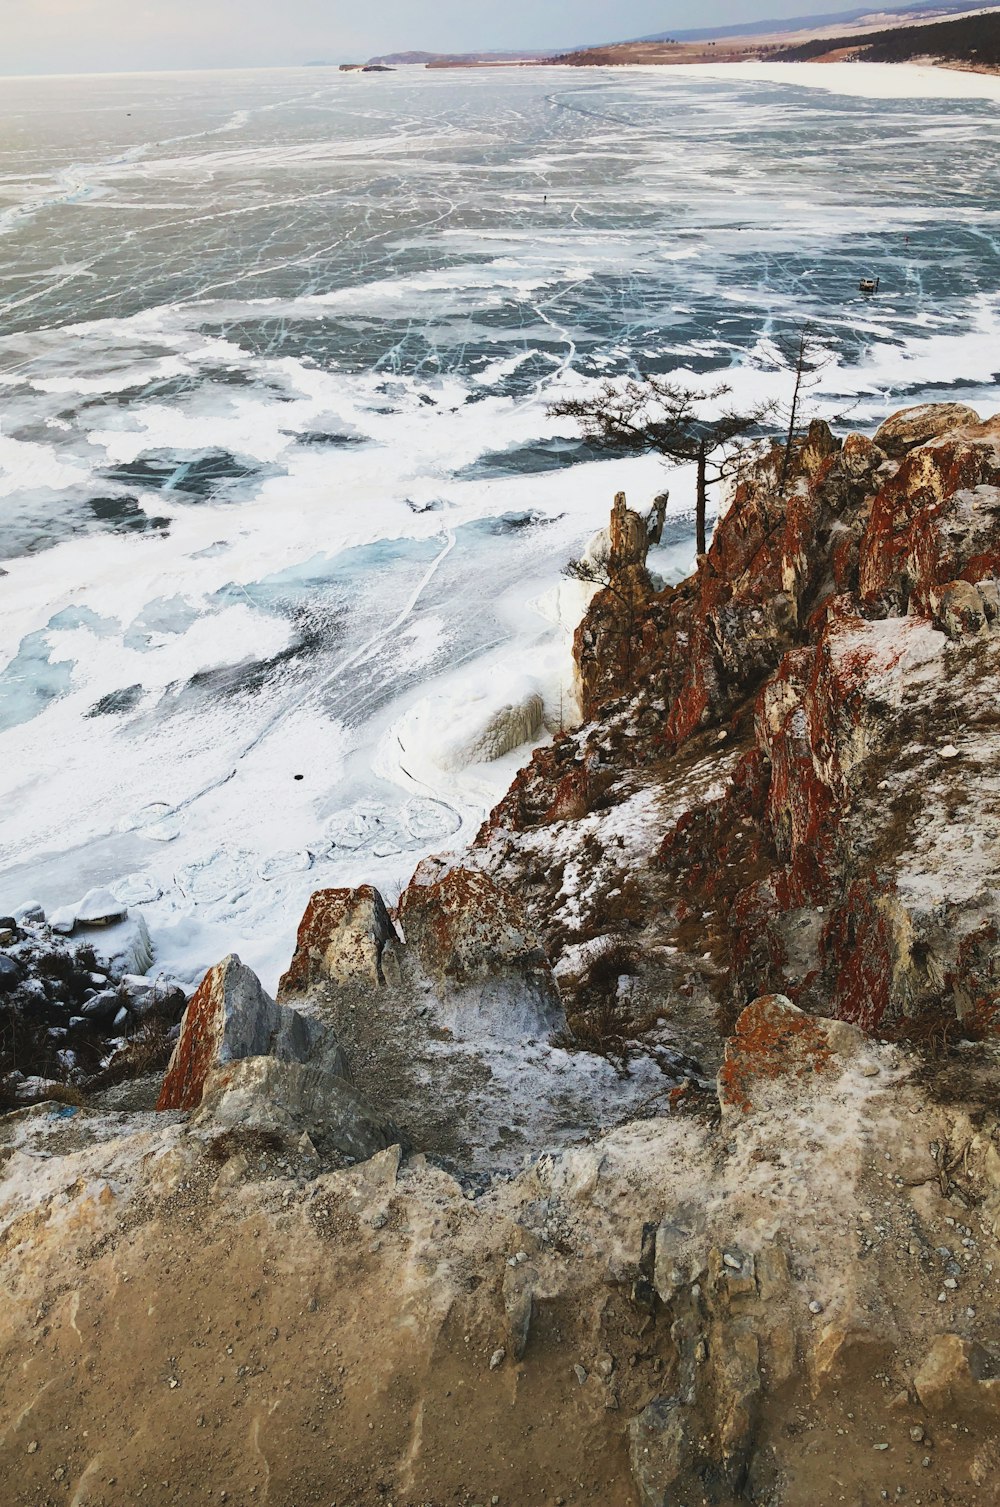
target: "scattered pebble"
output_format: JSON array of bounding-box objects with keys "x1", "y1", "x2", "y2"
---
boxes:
[
  {"x1": 489, "y1": 1348, "x2": 505, "y2": 1371},
  {"x1": 808, "y1": 1300, "x2": 824, "y2": 1315}
]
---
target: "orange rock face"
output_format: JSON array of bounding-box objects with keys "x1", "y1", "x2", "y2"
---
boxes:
[
  {"x1": 398, "y1": 864, "x2": 548, "y2": 985},
  {"x1": 278, "y1": 885, "x2": 398, "y2": 999},
  {"x1": 718, "y1": 994, "x2": 853, "y2": 1114},
  {"x1": 157, "y1": 961, "x2": 228, "y2": 1110},
  {"x1": 859, "y1": 437, "x2": 1000, "y2": 614},
  {"x1": 478, "y1": 407, "x2": 1000, "y2": 1044}
]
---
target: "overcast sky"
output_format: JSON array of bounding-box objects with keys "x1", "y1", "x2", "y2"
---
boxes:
[{"x1": 3, "y1": 1, "x2": 877, "y2": 75}]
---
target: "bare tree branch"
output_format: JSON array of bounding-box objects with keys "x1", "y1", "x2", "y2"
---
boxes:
[{"x1": 550, "y1": 377, "x2": 774, "y2": 554}]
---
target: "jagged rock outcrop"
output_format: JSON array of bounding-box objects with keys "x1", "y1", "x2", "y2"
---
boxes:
[
  {"x1": 158, "y1": 953, "x2": 398, "y2": 1158},
  {"x1": 479, "y1": 404, "x2": 1000, "y2": 1044},
  {"x1": 272, "y1": 869, "x2": 571, "y2": 1168},
  {"x1": 574, "y1": 490, "x2": 659, "y2": 717},
  {"x1": 7, "y1": 402, "x2": 1000, "y2": 1506},
  {"x1": 279, "y1": 868, "x2": 564, "y2": 1043},
  {"x1": 398, "y1": 862, "x2": 564, "y2": 1037},
  {"x1": 278, "y1": 885, "x2": 399, "y2": 998}
]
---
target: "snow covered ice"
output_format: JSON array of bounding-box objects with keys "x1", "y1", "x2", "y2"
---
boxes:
[{"x1": 2, "y1": 63, "x2": 999, "y2": 988}]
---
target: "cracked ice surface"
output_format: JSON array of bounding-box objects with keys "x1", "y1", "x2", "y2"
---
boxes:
[{"x1": 1, "y1": 65, "x2": 999, "y2": 988}]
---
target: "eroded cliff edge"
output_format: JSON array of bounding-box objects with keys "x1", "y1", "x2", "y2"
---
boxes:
[{"x1": 3, "y1": 404, "x2": 1000, "y2": 1506}]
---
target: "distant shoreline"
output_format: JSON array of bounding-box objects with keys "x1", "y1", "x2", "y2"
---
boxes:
[{"x1": 416, "y1": 54, "x2": 1000, "y2": 100}]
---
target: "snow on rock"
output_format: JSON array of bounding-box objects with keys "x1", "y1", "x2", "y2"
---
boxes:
[
  {"x1": 73, "y1": 887, "x2": 128, "y2": 927},
  {"x1": 80, "y1": 912, "x2": 153, "y2": 978},
  {"x1": 398, "y1": 863, "x2": 565, "y2": 1040},
  {"x1": 391, "y1": 674, "x2": 547, "y2": 774}
]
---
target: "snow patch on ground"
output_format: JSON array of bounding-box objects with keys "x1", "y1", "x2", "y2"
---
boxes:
[{"x1": 669, "y1": 60, "x2": 1000, "y2": 104}]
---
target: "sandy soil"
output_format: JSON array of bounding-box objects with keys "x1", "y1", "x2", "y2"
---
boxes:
[{"x1": 2, "y1": 1033, "x2": 1000, "y2": 1506}]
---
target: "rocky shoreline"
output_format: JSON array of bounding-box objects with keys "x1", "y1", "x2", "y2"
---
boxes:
[{"x1": 2, "y1": 402, "x2": 1000, "y2": 1504}]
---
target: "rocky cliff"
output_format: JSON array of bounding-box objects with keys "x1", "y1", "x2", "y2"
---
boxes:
[{"x1": 2, "y1": 404, "x2": 1000, "y2": 1506}]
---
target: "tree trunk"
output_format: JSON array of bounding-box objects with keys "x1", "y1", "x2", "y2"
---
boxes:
[
  {"x1": 780, "y1": 329, "x2": 808, "y2": 491},
  {"x1": 696, "y1": 443, "x2": 707, "y2": 557}
]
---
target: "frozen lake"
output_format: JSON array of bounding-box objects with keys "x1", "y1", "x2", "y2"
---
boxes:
[{"x1": 2, "y1": 63, "x2": 999, "y2": 987}]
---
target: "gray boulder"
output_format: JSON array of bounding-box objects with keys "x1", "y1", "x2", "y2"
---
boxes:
[
  {"x1": 198, "y1": 1056, "x2": 403, "y2": 1161},
  {"x1": 79, "y1": 989, "x2": 121, "y2": 1024},
  {"x1": 121, "y1": 975, "x2": 186, "y2": 1022},
  {"x1": 158, "y1": 953, "x2": 399, "y2": 1160},
  {"x1": 629, "y1": 1396, "x2": 736, "y2": 1507},
  {"x1": 0, "y1": 955, "x2": 20, "y2": 995}
]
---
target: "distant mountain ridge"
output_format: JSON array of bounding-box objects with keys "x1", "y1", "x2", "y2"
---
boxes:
[
  {"x1": 351, "y1": 0, "x2": 999, "y2": 69},
  {"x1": 774, "y1": 7, "x2": 1000, "y2": 61},
  {"x1": 364, "y1": 49, "x2": 546, "y2": 66},
  {"x1": 635, "y1": 0, "x2": 999, "y2": 43}
]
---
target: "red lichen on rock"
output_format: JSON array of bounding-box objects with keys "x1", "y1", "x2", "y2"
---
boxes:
[
  {"x1": 278, "y1": 885, "x2": 396, "y2": 998},
  {"x1": 399, "y1": 865, "x2": 549, "y2": 985},
  {"x1": 821, "y1": 877, "x2": 898, "y2": 1032},
  {"x1": 718, "y1": 994, "x2": 840, "y2": 1114},
  {"x1": 473, "y1": 409, "x2": 1000, "y2": 1048},
  {"x1": 157, "y1": 963, "x2": 224, "y2": 1111},
  {"x1": 948, "y1": 922, "x2": 1000, "y2": 1038},
  {"x1": 859, "y1": 439, "x2": 1000, "y2": 613}
]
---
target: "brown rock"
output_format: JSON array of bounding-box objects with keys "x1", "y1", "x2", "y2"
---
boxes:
[
  {"x1": 609, "y1": 490, "x2": 650, "y2": 568},
  {"x1": 873, "y1": 403, "x2": 981, "y2": 458},
  {"x1": 937, "y1": 578, "x2": 988, "y2": 639},
  {"x1": 628, "y1": 1396, "x2": 737, "y2": 1507},
  {"x1": 912, "y1": 1333, "x2": 1000, "y2": 1415},
  {"x1": 718, "y1": 995, "x2": 861, "y2": 1115},
  {"x1": 840, "y1": 431, "x2": 886, "y2": 480},
  {"x1": 278, "y1": 885, "x2": 399, "y2": 999}
]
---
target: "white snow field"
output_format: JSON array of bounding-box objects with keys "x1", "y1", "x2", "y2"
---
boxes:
[
  {"x1": 1, "y1": 63, "x2": 999, "y2": 988},
  {"x1": 674, "y1": 60, "x2": 1000, "y2": 103}
]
